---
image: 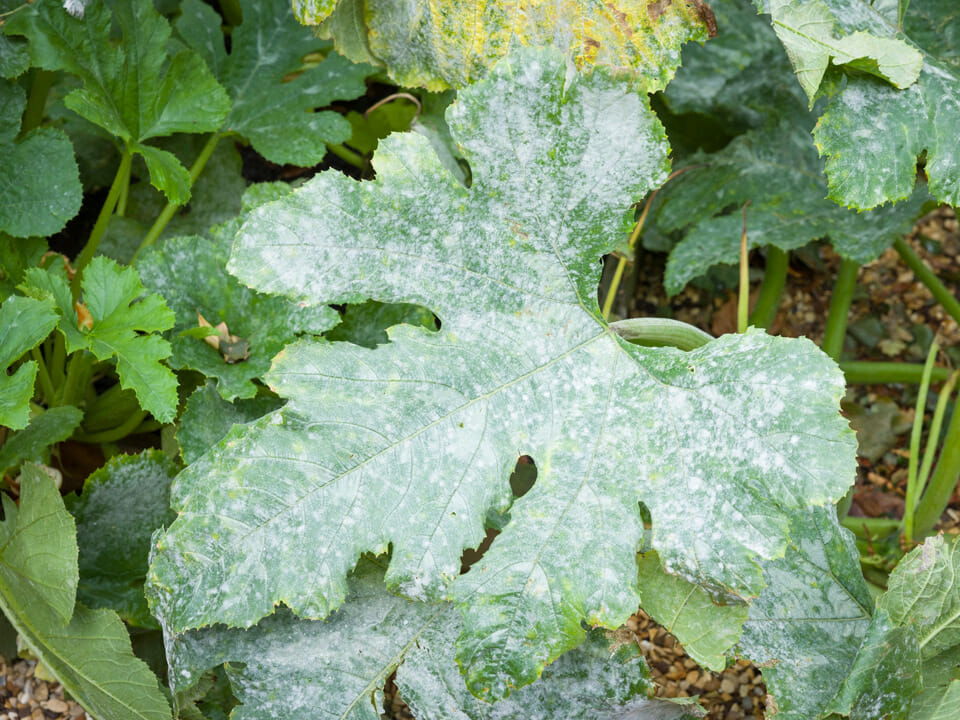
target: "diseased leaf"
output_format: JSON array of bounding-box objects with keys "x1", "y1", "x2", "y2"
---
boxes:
[
  {"x1": 162, "y1": 559, "x2": 695, "y2": 720},
  {"x1": 176, "y1": 0, "x2": 372, "y2": 166},
  {"x1": 65, "y1": 451, "x2": 177, "y2": 629},
  {"x1": 0, "y1": 406, "x2": 82, "y2": 473},
  {"x1": 737, "y1": 506, "x2": 873, "y2": 720},
  {"x1": 306, "y1": 0, "x2": 711, "y2": 91},
  {"x1": 756, "y1": 0, "x2": 960, "y2": 208},
  {"x1": 0, "y1": 465, "x2": 172, "y2": 720},
  {"x1": 0, "y1": 79, "x2": 82, "y2": 237},
  {"x1": 760, "y1": 0, "x2": 922, "y2": 101},
  {"x1": 149, "y1": 48, "x2": 857, "y2": 700},
  {"x1": 0, "y1": 295, "x2": 58, "y2": 429},
  {"x1": 654, "y1": 122, "x2": 930, "y2": 294},
  {"x1": 5, "y1": 0, "x2": 229, "y2": 203},
  {"x1": 636, "y1": 552, "x2": 748, "y2": 671},
  {"x1": 177, "y1": 381, "x2": 283, "y2": 465},
  {"x1": 138, "y1": 233, "x2": 338, "y2": 401}
]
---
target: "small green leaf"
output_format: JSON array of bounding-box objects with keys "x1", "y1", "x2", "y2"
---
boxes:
[
  {"x1": 177, "y1": 382, "x2": 283, "y2": 465},
  {"x1": 636, "y1": 552, "x2": 748, "y2": 671},
  {"x1": 5, "y1": 0, "x2": 229, "y2": 203},
  {"x1": 65, "y1": 451, "x2": 177, "y2": 629},
  {"x1": 0, "y1": 466, "x2": 172, "y2": 720},
  {"x1": 176, "y1": 0, "x2": 372, "y2": 166},
  {"x1": 0, "y1": 235, "x2": 46, "y2": 297},
  {"x1": 305, "y1": 0, "x2": 711, "y2": 91},
  {"x1": 0, "y1": 295, "x2": 58, "y2": 429},
  {"x1": 0, "y1": 406, "x2": 82, "y2": 473},
  {"x1": 0, "y1": 79, "x2": 82, "y2": 237}
]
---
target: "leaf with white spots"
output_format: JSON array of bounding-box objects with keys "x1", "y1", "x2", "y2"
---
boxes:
[{"x1": 148, "y1": 48, "x2": 856, "y2": 700}]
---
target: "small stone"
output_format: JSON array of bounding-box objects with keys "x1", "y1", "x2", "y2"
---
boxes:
[
  {"x1": 720, "y1": 676, "x2": 738, "y2": 695},
  {"x1": 44, "y1": 699, "x2": 69, "y2": 714},
  {"x1": 685, "y1": 670, "x2": 699, "y2": 684},
  {"x1": 34, "y1": 683, "x2": 48, "y2": 702}
]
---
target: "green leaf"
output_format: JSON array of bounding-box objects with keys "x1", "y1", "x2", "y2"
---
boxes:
[
  {"x1": 177, "y1": 382, "x2": 283, "y2": 465},
  {"x1": 306, "y1": 0, "x2": 711, "y2": 91},
  {"x1": 176, "y1": 0, "x2": 372, "y2": 166},
  {"x1": 737, "y1": 506, "x2": 873, "y2": 720},
  {"x1": 326, "y1": 300, "x2": 436, "y2": 348},
  {"x1": 162, "y1": 558, "x2": 695, "y2": 720},
  {"x1": 757, "y1": 0, "x2": 960, "y2": 208},
  {"x1": 760, "y1": 0, "x2": 922, "y2": 101},
  {"x1": 636, "y1": 552, "x2": 748, "y2": 672},
  {"x1": 0, "y1": 464, "x2": 172, "y2": 720},
  {"x1": 0, "y1": 406, "x2": 82, "y2": 473},
  {"x1": 654, "y1": 122, "x2": 930, "y2": 294},
  {"x1": 0, "y1": 295, "x2": 58, "y2": 429},
  {"x1": 149, "y1": 48, "x2": 857, "y2": 699},
  {"x1": 0, "y1": 0, "x2": 29, "y2": 79},
  {"x1": 0, "y1": 235, "x2": 46, "y2": 297},
  {"x1": 0, "y1": 79, "x2": 82, "y2": 237},
  {"x1": 64, "y1": 451, "x2": 177, "y2": 629},
  {"x1": 5, "y1": 0, "x2": 229, "y2": 203},
  {"x1": 138, "y1": 233, "x2": 338, "y2": 401}
]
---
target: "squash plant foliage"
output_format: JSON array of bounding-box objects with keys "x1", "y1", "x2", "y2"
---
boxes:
[{"x1": 0, "y1": 1, "x2": 959, "y2": 720}]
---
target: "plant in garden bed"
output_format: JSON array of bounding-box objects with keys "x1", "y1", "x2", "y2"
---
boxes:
[{"x1": 0, "y1": 1, "x2": 959, "y2": 719}]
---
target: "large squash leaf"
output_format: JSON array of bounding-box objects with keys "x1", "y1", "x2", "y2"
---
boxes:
[
  {"x1": 756, "y1": 0, "x2": 960, "y2": 209},
  {"x1": 175, "y1": 0, "x2": 372, "y2": 167},
  {"x1": 302, "y1": 0, "x2": 712, "y2": 91},
  {"x1": 163, "y1": 558, "x2": 699, "y2": 720},
  {"x1": 5, "y1": 0, "x2": 229, "y2": 204},
  {"x1": 148, "y1": 48, "x2": 857, "y2": 700},
  {"x1": 0, "y1": 465, "x2": 171, "y2": 720}
]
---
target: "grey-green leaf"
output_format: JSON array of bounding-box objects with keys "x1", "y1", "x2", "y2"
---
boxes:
[
  {"x1": 65, "y1": 451, "x2": 177, "y2": 628},
  {"x1": 149, "y1": 48, "x2": 856, "y2": 700},
  {"x1": 0, "y1": 465, "x2": 172, "y2": 720}
]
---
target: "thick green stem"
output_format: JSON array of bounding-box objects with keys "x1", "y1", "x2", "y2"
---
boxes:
[
  {"x1": 839, "y1": 361, "x2": 952, "y2": 385},
  {"x1": 917, "y1": 371, "x2": 958, "y2": 506},
  {"x1": 19, "y1": 70, "x2": 55, "y2": 137},
  {"x1": 912, "y1": 384, "x2": 960, "y2": 538},
  {"x1": 822, "y1": 257, "x2": 860, "y2": 360},
  {"x1": 57, "y1": 353, "x2": 93, "y2": 408},
  {"x1": 72, "y1": 150, "x2": 133, "y2": 295},
  {"x1": 894, "y1": 237, "x2": 960, "y2": 327},
  {"x1": 902, "y1": 341, "x2": 939, "y2": 541},
  {"x1": 132, "y1": 133, "x2": 222, "y2": 263},
  {"x1": 326, "y1": 142, "x2": 366, "y2": 169},
  {"x1": 748, "y1": 246, "x2": 788, "y2": 330},
  {"x1": 841, "y1": 516, "x2": 902, "y2": 540},
  {"x1": 737, "y1": 205, "x2": 749, "y2": 333},
  {"x1": 73, "y1": 410, "x2": 148, "y2": 444},
  {"x1": 49, "y1": 332, "x2": 66, "y2": 387},
  {"x1": 610, "y1": 317, "x2": 713, "y2": 351},
  {"x1": 115, "y1": 156, "x2": 132, "y2": 216},
  {"x1": 218, "y1": 0, "x2": 243, "y2": 25},
  {"x1": 30, "y1": 348, "x2": 56, "y2": 406}
]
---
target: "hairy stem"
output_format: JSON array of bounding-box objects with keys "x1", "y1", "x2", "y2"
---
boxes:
[
  {"x1": 737, "y1": 204, "x2": 750, "y2": 333},
  {"x1": 839, "y1": 361, "x2": 952, "y2": 385},
  {"x1": 917, "y1": 371, "x2": 958, "y2": 506},
  {"x1": 748, "y1": 246, "x2": 788, "y2": 330},
  {"x1": 72, "y1": 150, "x2": 133, "y2": 295},
  {"x1": 19, "y1": 70, "x2": 55, "y2": 137},
  {"x1": 822, "y1": 257, "x2": 859, "y2": 360},
  {"x1": 610, "y1": 317, "x2": 713, "y2": 351},
  {"x1": 326, "y1": 142, "x2": 366, "y2": 169},
  {"x1": 132, "y1": 133, "x2": 222, "y2": 263},
  {"x1": 57, "y1": 352, "x2": 93, "y2": 408},
  {"x1": 74, "y1": 410, "x2": 149, "y2": 444},
  {"x1": 30, "y1": 348, "x2": 56, "y2": 406},
  {"x1": 893, "y1": 237, "x2": 960, "y2": 327}
]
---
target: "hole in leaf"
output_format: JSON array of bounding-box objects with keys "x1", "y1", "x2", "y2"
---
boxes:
[
  {"x1": 326, "y1": 300, "x2": 439, "y2": 348},
  {"x1": 510, "y1": 455, "x2": 537, "y2": 498}
]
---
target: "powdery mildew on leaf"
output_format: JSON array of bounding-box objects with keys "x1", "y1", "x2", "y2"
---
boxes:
[
  {"x1": 757, "y1": 0, "x2": 960, "y2": 208},
  {"x1": 148, "y1": 48, "x2": 856, "y2": 700},
  {"x1": 301, "y1": 0, "x2": 711, "y2": 91}
]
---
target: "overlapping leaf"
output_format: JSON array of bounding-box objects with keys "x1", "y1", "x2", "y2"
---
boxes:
[
  {"x1": 737, "y1": 506, "x2": 873, "y2": 719},
  {"x1": 653, "y1": 121, "x2": 930, "y2": 294},
  {"x1": 175, "y1": 0, "x2": 372, "y2": 166},
  {"x1": 0, "y1": 1, "x2": 28, "y2": 78},
  {"x1": 0, "y1": 406, "x2": 82, "y2": 473},
  {"x1": 0, "y1": 295, "x2": 58, "y2": 429},
  {"x1": 0, "y1": 79, "x2": 81, "y2": 237},
  {"x1": 65, "y1": 451, "x2": 177, "y2": 628},
  {"x1": 0, "y1": 465, "x2": 171, "y2": 720},
  {"x1": 21, "y1": 257, "x2": 178, "y2": 422},
  {"x1": 756, "y1": 0, "x2": 960, "y2": 208},
  {"x1": 148, "y1": 48, "x2": 856, "y2": 700},
  {"x1": 162, "y1": 558, "x2": 700, "y2": 720},
  {"x1": 5, "y1": 0, "x2": 229, "y2": 204},
  {"x1": 305, "y1": 0, "x2": 711, "y2": 91}
]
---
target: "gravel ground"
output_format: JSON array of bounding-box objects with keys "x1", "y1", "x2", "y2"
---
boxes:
[{"x1": 0, "y1": 657, "x2": 87, "y2": 720}]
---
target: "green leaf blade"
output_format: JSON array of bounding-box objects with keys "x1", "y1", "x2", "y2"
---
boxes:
[{"x1": 0, "y1": 295, "x2": 59, "y2": 429}]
